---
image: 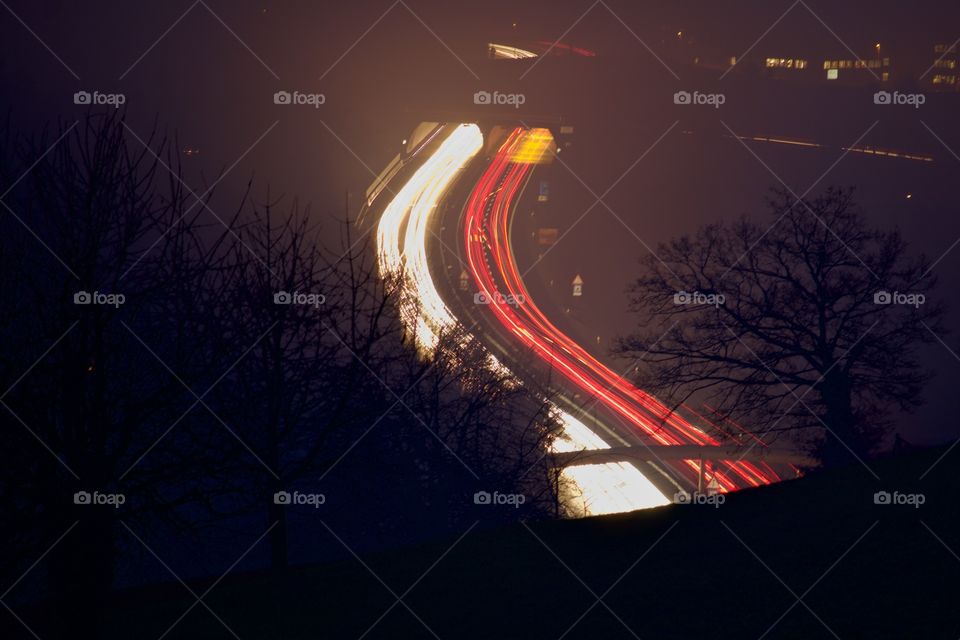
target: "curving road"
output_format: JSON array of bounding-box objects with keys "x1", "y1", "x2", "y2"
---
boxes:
[
  {"x1": 460, "y1": 127, "x2": 782, "y2": 493},
  {"x1": 371, "y1": 123, "x2": 785, "y2": 515}
]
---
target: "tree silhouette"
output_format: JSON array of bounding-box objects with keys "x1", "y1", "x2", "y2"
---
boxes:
[
  {"x1": 616, "y1": 187, "x2": 944, "y2": 466},
  {"x1": 0, "y1": 112, "x2": 577, "y2": 639},
  {"x1": 0, "y1": 110, "x2": 241, "y2": 638},
  {"x1": 215, "y1": 198, "x2": 569, "y2": 575}
]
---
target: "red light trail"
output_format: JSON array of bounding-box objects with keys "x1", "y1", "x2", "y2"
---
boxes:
[{"x1": 463, "y1": 128, "x2": 782, "y2": 492}]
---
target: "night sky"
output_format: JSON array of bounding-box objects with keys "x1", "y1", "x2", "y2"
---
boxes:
[
  {"x1": 7, "y1": 0, "x2": 957, "y2": 440},
  {"x1": 3, "y1": 1, "x2": 960, "y2": 637}
]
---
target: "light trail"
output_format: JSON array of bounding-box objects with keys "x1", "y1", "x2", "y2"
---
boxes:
[
  {"x1": 488, "y1": 43, "x2": 538, "y2": 59},
  {"x1": 375, "y1": 123, "x2": 671, "y2": 515},
  {"x1": 463, "y1": 127, "x2": 782, "y2": 493},
  {"x1": 722, "y1": 132, "x2": 935, "y2": 163},
  {"x1": 377, "y1": 124, "x2": 484, "y2": 352}
]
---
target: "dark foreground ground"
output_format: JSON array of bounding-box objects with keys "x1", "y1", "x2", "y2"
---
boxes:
[{"x1": 13, "y1": 446, "x2": 960, "y2": 639}]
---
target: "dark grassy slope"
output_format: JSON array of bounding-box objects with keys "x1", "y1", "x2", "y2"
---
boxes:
[{"x1": 14, "y1": 446, "x2": 960, "y2": 639}]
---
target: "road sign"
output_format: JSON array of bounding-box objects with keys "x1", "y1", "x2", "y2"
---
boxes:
[
  {"x1": 537, "y1": 228, "x2": 558, "y2": 245},
  {"x1": 572, "y1": 274, "x2": 583, "y2": 297},
  {"x1": 706, "y1": 477, "x2": 721, "y2": 495},
  {"x1": 538, "y1": 180, "x2": 549, "y2": 202},
  {"x1": 459, "y1": 269, "x2": 469, "y2": 291}
]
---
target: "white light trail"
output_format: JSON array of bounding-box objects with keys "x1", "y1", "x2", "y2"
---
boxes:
[
  {"x1": 378, "y1": 124, "x2": 483, "y2": 352},
  {"x1": 488, "y1": 43, "x2": 538, "y2": 59},
  {"x1": 374, "y1": 124, "x2": 670, "y2": 515}
]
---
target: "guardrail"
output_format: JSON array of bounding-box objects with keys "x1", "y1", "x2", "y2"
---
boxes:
[{"x1": 554, "y1": 445, "x2": 817, "y2": 467}]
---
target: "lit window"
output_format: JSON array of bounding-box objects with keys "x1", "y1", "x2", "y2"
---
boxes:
[{"x1": 767, "y1": 57, "x2": 806, "y2": 70}]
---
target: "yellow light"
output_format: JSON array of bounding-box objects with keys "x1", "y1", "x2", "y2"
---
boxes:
[{"x1": 510, "y1": 128, "x2": 554, "y2": 164}]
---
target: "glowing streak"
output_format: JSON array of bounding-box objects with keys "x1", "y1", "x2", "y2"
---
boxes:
[
  {"x1": 464, "y1": 128, "x2": 782, "y2": 493},
  {"x1": 377, "y1": 124, "x2": 483, "y2": 351},
  {"x1": 375, "y1": 123, "x2": 670, "y2": 515},
  {"x1": 489, "y1": 43, "x2": 538, "y2": 59}
]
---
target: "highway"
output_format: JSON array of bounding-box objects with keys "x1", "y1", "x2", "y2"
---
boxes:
[
  {"x1": 459, "y1": 127, "x2": 783, "y2": 494},
  {"x1": 370, "y1": 123, "x2": 787, "y2": 515}
]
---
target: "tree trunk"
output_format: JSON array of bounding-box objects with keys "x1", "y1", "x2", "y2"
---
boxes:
[
  {"x1": 50, "y1": 510, "x2": 114, "y2": 639},
  {"x1": 267, "y1": 493, "x2": 289, "y2": 573},
  {"x1": 818, "y1": 373, "x2": 861, "y2": 468},
  {"x1": 267, "y1": 490, "x2": 288, "y2": 639}
]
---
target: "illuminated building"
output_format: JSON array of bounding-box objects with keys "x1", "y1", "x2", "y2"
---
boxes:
[
  {"x1": 723, "y1": 44, "x2": 895, "y2": 85},
  {"x1": 930, "y1": 43, "x2": 959, "y2": 91},
  {"x1": 761, "y1": 57, "x2": 810, "y2": 80},
  {"x1": 765, "y1": 57, "x2": 808, "y2": 70},
  {"x1": 822, "y1": 57, "x2": 890, "y2": 83}
]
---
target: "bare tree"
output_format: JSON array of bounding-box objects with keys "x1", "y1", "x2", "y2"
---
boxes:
[
  {"x1": 0, "y1": 111, "x2": 239, "y2": 638},
  {"x1": 386, "y1": 325, "x2": 568, "y2": 521},
  {"x1": 615, "y1": 187, "x2": 944, "y2": 466},
  {"x1": 216, "y1": 200, "x2": 570, "y2": 574},
  {"x1": 0, "y1": 112, "x2": 580, "y2": 640},
  {"x1": 212, "y1": 198, "x2": 402, "y2": 574}
]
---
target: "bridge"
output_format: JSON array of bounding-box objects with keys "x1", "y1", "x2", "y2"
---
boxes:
[{"x1": 554, "y1": 445, "x2": 816, "y2": 468}]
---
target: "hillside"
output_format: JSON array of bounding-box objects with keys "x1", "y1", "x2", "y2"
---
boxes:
[{"x1": 53, "y1": 446, "x2": 956, "y2": 639}]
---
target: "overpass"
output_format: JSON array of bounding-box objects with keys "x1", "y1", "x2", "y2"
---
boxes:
[{"x1": 554, "y1": 445, "x2": 816, "y2": 468}]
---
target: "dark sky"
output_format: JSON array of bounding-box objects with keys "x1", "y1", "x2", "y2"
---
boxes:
[{"x1": 2, "y1": 0, "x2": 959, "y2": 443}]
